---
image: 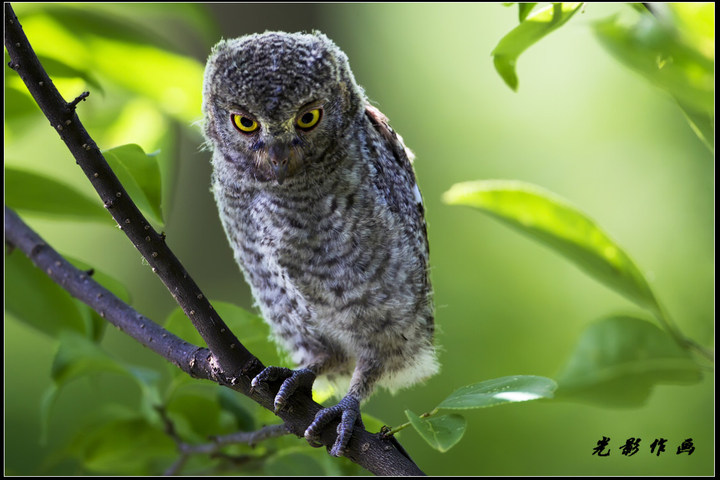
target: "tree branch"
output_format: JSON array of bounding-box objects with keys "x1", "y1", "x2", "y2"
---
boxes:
[
  {"x1": 4, "y1": 3, "x2": 424, "y2": 475},
  {"x1": 4, "y1": 1, "x2": 252, "y2": 377},
  {"x1": 4, "y1": 206, "x2": 211, "y2": 378},
  {"x1": 5, "y1": 206, "x2": 423, "y2": 475}
]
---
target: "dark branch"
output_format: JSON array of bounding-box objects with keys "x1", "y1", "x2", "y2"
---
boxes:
[
  {"x1": 4, "y1": 2, "x2": 251, "y2": 376},
  {"x1": 4, "y1": 206, "x2": 424, "y2": 475},
  {"x1": 4, "y1": 206, "x2": 210, "y2": 377},
  {"x1": 4, "y1": 3, "x2": 424, "y2": 475}
]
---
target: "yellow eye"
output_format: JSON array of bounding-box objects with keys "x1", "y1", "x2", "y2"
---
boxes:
[
  {"x1": 296, "y1": 108, "x2": 322, "y2": 130},
  {"x1": 232, "y1": 114, "x2": 259, "y2": 133}
]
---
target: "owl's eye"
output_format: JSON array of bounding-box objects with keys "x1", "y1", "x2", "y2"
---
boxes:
[
  {"x1": 232, "y1": 114, "x2": 259, "y2": 134},
  {"x1": 296, "y1": 108, "x2": 322, "y2": 131}
]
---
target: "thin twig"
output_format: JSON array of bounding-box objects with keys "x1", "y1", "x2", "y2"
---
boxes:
[{"x1": 157, "y1": 404, "x2": 289, "y2": 475}]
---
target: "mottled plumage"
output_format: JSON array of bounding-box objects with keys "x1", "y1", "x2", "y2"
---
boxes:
[{"x1": 202, "y1": 31, "x2": 438, "y2": 456}]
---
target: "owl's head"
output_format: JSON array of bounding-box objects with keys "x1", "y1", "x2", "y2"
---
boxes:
[{"x1": 202, "y1": 31, "x2": 366, "y2": 185}]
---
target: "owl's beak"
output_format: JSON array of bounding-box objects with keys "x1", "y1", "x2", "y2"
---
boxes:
[{"x1": 268, "y1": 143, "x2": 290, "y2": 185}]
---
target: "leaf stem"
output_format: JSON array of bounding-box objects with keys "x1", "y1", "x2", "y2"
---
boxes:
[
  {"x1": 651, "y1": 300, "x2": 714, "y2": 363},
  {"x1": 387, "y1": 408, "x2": 439, "y2": 436}
]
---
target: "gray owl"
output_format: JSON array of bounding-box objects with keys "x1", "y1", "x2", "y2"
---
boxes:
[{"x1": 202, "y1": 31, "x2": 438, "y2": 456}]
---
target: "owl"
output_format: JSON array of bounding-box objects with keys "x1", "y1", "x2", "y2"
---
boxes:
[{"x1": 202, "y1": 31, "x2": 438, "y2": 456}]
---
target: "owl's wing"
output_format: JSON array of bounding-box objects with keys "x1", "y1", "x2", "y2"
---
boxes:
[
  {"x1": 364, "y1": 104, "x2": 429, "y2": 256},
  {"x1": 364, "y1": 104, "x2": 415, "y2": 165}
]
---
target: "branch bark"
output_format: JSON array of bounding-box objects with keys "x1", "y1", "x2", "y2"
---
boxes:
[
  {"x1": 4, "y1": 1, "x2": 252, "y2": 377},
  {"x1": 4, "y1": 3, "x2": 424, "y2": 475}
]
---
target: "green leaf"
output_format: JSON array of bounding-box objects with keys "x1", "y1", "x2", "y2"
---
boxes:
[
  {"x1": 492, "y1": 2, "x2": 584, "y2": 91},
  {"x1": 14, "y1": 3, "x2": 218, "y2": 55},
  {"x1": 265, "y1": 451, "x2": 326, "y2": 476},
  {"x1": 51, "y1": 332, "x2": 130, "y2": 385},
  {"x1": 593, "y1": 5, "x2": 714, "y2": 151},
  {"x1": 555, "y1": 316, "x2": 703, "y2": 407},
  {"x1": 167, "y1": 390, "x2": 225, "y2": 440},
  {"x1": 218, "y1": 387, "x2": 257, "y2": 432},
  {"x1": 89, "y1": 38, "x2": 205, "y2": 124},
  {"x1": 438, "y1": 375, "x2": 557, "y2": 410},
  {"x1": 405, "y1": 410, "x2": 466, "y2": 453},
  {"x1": 5, "y1": 249, "x2": 92, "y2": 337},
  {"x1": 41, "y1": 332, "x2": 131, "y2": 436},
  {"x1": 103, "y1": 144, "x2": 164, "y2": 226},
  {"x1": 68, "y1": 415, "x2": 175, "y2": 474},
  {"x1": 42, "y1": 333, "x2": 163, "y2": 438},
  {"x1": 442, "y1": 180, "x2": 661, "y2": 315},
  {"x1": 12, "y1": 4, "x2": 210, "y2": 126},
  {"x1": 5, "y1": 167, "x2": 109, "y2": 222},
  {"x1": 680, "y1": 104, "x2": 714, "y2": 151},
  {"x1": 518, "y1": 3, "x2": 538, "y2": 22}
]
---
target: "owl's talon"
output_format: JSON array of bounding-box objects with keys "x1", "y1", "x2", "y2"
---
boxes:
[
  {"x1": 305, "y1": 395, "x2": 363, "y2": 457},
  {"x1": 251, "y1": 366, "x2": 316, "y2": 412},
  {"x1": 274, "y1": 368, "x2": 316, "y2": 411}
]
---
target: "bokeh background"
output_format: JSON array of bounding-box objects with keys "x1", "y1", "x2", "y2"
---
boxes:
[{"x1": 5, "y1": 3, "x2": 713, "y2": 476}]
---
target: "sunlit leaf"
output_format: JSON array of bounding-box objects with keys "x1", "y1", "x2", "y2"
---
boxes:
[
  {"x1": 103, "y1": 144, "x2": 164, "y2": 226},
  {"x1": 438, "y1": 375, "x2": 557, "y2": 410},
  {"x1": 492, "y1": 3, "x2": 583, "y2": 91},
  {"x1": 14, "y1": 3, "x2": 218, "y2": 54},
  {"x1": 442, "y1": 180, "x2": 661, "y2": 315},
  {"x1": 594, "y1": 13, "x2": 713, "y2": 112},
  {"x1": 5, "y1": 167, "x2": 109, "y2": 222},
  {"x1": 406, "y1": 409, "x2": 466, "y2": 452},
  {"x1": 89, "y1": 38, "x2": 204, "y2": 124},
  {"x1": 593, "y1": 5, "x2": 714, "y2": 151},
  {"x1": 518, "y1": 3, "x2": 538, "y2": 22},
  {"x1": 12, "y1": 5, "x2": 207, "y2": 125},
  {"x1": 555, "y1": 316, "x2": 703, "y2": 407}
]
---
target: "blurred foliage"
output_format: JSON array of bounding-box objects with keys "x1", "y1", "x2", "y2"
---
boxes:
[
  {"x1": 4, "y1": 3, "x2": 210, "y2": 215},
  {"x1": 4, "y1": 2, "x2": 714, "y2": 477},
  {"x1": 555, "y1": 315, "x2": 702, "y2": 406},
  {"x1": 493, "y1": 3, "x2": 714, "y2": 151}
]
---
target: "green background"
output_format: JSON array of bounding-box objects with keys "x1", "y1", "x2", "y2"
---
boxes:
[{"x1": 5, "y1": 3, "x2": 713, "y2": 475}]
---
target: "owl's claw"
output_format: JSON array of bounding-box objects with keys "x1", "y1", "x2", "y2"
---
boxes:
[
  {"x1": 252, "y1": 368, "x2": 362, "y2": 456},
  {"x1": 305, "y1": 394, "x2": 363, "y2": 457},
  {"x1": 251, "y1": 366, "x2": 316, "y2": 412}
]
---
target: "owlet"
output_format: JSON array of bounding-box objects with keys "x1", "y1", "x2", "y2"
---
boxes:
[{"x1": 202, "y1": 31, "x2": 438, "y2": 456}]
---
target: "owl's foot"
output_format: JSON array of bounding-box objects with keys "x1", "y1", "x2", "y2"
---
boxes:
[
  {"x1": 305, "y1": 394, "x2": 363, "y2": 457},
  {"x1": 251, "y1": 366, "x2": 316, "y2": 412}
]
